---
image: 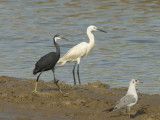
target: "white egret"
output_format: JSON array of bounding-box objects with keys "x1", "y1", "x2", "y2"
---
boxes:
[{"x1": 58, "y1": 25, "x2": 107, "y2": 85}]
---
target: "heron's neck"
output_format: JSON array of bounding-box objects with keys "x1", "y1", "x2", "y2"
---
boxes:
[
  {"x1": 86, "y1": 29, "x2": 95, "y2": 53},
  {"x1": 127, "y1": 84, "x2": 137, "y2": 95},
  {"x1": 54, "y1": 40, "x2": 60, "y2": 57}
]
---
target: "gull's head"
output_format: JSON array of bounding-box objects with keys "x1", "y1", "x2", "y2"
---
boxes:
[
  {"x1": 54, "y1": 34, "x2": 70, "y2": 42},
  {"x1": 130, "y1": 79, "x2": 143, "y2": 86},
  {"x1": 87, "y1": 25, "x2": 107, "y2": 33}
]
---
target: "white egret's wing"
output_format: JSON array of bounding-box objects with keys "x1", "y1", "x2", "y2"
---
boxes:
[{"x1": 58, "y1": 42, "x2": 88, "y2": 63}]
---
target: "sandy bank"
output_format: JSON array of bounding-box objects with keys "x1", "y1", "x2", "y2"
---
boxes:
[{"x1": 0, "y1": 76, "x2": 160, "y2": 120}]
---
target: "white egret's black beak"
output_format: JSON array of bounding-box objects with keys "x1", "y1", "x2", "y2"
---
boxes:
[{"x1": 97, "y1": 28, "x2": 107, "y2": 33}]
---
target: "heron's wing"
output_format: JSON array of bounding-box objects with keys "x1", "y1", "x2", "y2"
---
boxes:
[
  {"x1": 59, "y1": 42, "x2": 88, "y2": 62},
  {"x1": 115, "y1": 95, "x2": 136, "y2": 109},
  {"x1": 35, "y1": 52, "x2": 57, "y2": 71}
]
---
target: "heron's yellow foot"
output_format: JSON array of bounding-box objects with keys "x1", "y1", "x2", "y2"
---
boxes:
[
  {"x1": 32, "y1": 89, "x2": 38, "y2": 92},
  {"x1": 32, "y1": 82, "x2": 38, "y2": 92}
]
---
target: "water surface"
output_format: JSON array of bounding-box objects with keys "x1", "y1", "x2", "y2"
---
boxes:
[{"x1": 0, "y1": 0, "x2": 160, "y2": 94}]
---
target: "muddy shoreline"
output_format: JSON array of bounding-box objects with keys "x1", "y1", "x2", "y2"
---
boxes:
[{"x1": 0, "y1": 76, "x2": 160, "y2": 120}]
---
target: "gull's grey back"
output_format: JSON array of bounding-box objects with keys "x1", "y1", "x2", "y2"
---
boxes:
[{"x1": 115, "y1": 95, "x2": 136, "y2": 110}]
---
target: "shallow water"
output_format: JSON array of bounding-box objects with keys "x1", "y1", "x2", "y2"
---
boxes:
[{"x1": 0, "y1": 0, "x2": 160, "y2": 94}]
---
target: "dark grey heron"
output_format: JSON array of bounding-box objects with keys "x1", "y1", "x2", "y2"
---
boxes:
[{"x1": 33, "y1": 34, "x2": 69, "y2": 92}]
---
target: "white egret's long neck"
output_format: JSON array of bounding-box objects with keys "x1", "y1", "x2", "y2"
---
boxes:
[
  {"x1": 86, "y1": 29, "x2": 95, "y2": 56},
  {"x1": 127, "y1": 83, "x2": 136, "y2": 95}
]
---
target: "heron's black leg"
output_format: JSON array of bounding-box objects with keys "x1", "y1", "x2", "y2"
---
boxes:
[
  {"x1": 37, "y1": 72, "x2": 42, "y2": 82},
  {"x1": 52, "y1": 69, "x2": 62, "y2": 92},
  {"x1": 33, "y1": 72, "x2": 42, "y2": 92},
  {"x1": 72, "y1": 62, "x2": 77, "y2": 85},
  {"x1": 77, "y1": 64, "x2": 81, "y2": 85},
  {"x1": 52, "y1": 68, "x2": 56, "y2": 80}
]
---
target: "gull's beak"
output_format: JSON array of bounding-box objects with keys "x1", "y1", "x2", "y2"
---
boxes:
[
  {"x1": 61, "y1": 37, "x2": 70, "y2": 41},
  {"x1": 138, "y1": 80, "x2": 143, "y2": 83},
  {"x1": 97, "y1": 28, "x2": 107, "y2": 33}
]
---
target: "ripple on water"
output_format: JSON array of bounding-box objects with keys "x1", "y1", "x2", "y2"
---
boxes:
[{"x1": 0, "y1": 0, "x2": 160, "y2": 94}]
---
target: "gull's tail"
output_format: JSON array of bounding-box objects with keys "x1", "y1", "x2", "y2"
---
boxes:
[{"x1": 102, "y1": 107, "x2": 114, "y2": 112}]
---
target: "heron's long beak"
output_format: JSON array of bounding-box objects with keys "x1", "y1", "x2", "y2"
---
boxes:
[
  {"x1": 61, "y1": 37, "x2": 70, "y2": 41},
  {"x1": 97, "y1": 28, "x2": 107, "y2": 33}
]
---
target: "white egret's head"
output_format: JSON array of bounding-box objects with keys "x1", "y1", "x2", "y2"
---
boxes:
[{"x1": 87, "y1": 25, "x2": 107, "y2": 33}]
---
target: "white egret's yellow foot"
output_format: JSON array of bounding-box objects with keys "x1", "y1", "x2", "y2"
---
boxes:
[
  {"x1": 65, "y1": 92, "x2": 69, "y2": 95},
  {"x1": 59, "y1": 89, "x2": 62, "y2": 93}
]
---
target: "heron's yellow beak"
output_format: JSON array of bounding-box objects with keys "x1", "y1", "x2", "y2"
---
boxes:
[{"x1": 61, "y1": 37, "x2": 70, "y2": 41}]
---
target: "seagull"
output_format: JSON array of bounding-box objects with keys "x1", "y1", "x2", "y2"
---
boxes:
[{"x1": 103, "y1": 79, "x2": 143, "y2": 118}]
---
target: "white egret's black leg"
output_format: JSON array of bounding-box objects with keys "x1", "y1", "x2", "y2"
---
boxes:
[
  {"x1": 72, "y1": 62, "x2": 77, "y2": 85},
  {"x1": 52, "y1": 69, "x2": 62, "y2": 92},
  {"x1": 77, "y1": 64, "x2": 81, "y2": 85},
  {"x1": 33, "y1": 72, "x2": 42, "y2": 92}
]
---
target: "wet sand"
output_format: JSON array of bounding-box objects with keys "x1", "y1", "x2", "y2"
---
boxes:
[{"x1": 0, "y1": 76, "x2": 160, "y2": 120}]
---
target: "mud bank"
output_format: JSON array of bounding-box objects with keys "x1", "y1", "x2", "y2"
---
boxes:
[{"x1": 0, "y1": 76, "x2": 160, "y2": 120}]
